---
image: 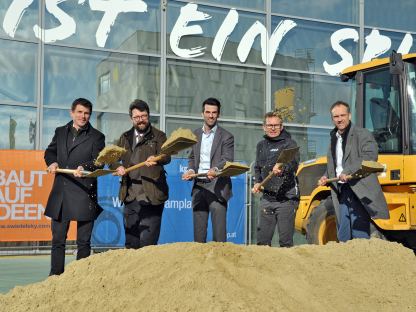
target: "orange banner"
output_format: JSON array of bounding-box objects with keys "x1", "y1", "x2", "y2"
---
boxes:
[{"x1": 0, "y1": 150, "x2": 76, "y2": 241}]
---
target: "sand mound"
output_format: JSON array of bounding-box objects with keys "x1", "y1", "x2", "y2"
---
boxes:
[{"x1": 1, "y1": 239, "x2": 416, "y2": 312}]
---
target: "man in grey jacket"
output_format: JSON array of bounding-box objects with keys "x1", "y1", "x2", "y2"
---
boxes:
[
  {"x1": 318, "y1": 100, "x2": 389, "y2": 241},
  {"x1": 182, "y1": 98, "x2": 234, "y2": 243}
]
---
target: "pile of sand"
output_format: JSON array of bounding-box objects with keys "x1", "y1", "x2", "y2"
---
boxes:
[{"x1": 1, "y1": 239, "x2": 416, "y2": 311}]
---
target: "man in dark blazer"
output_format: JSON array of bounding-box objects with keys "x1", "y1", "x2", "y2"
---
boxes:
[
  {"x1": 182, "y1": 98, "x2": 234, "y2": 242},
  {"x1": 45, "y1": 98, "x2": 105, "y2": 275},
  {"x1": 318, "y1": 100, "x2": 389, "y2": 241}
]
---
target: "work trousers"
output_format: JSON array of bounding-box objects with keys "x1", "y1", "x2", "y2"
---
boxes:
[
  {"x1": 124, "y1": 200, "x2": 164, "y2": 249},
  {"x1": 50, "y1": 218, "x2": 94, "y2": 275},
  {"x1": 337, "y1": 184, "x2": 371, "y2": 242},
  {"x1": 192, "y1": 185, "x2": 227, "y2": 243},
  {"x1": 257, "y1": 198, "x2": 297, "y2": 247}
]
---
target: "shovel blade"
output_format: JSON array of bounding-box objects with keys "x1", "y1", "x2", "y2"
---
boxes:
[
  {"x1": 276, "y1": 146, "x2": 300, "y2": 164},
  {"x1": 85, "y1": 169, "x2": 116, "y2": 178}
]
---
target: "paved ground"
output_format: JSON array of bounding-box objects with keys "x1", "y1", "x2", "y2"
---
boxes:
[{"x1": 0, "y1": 255, "x2": 75, "y2": 294}]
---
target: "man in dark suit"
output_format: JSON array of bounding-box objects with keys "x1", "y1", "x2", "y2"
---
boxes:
[
  {"x1": 45, "y1": 98, "x2": 105, "y2": 275},
  {"x1": 182, "y1": 98, "x2": 234, "y2": 243},
  {"x1": 318, "y1": 100, "x2": 389, "y2": 241}
]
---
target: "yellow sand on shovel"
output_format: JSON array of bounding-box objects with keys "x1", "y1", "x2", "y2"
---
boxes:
[
  {"x1": 188, "y1": 161, "x2": 250, "y2": 178},
  {"x1": 124, "y1": 128, "x2": 198, "y2": 174},
  {"x1": 51, "y1": 145, "x2": 127, "y2": 178}
]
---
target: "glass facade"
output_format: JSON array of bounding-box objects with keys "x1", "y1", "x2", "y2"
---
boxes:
[{"x1": 1, "y1": 0, "x2": 416, "y2": 244}]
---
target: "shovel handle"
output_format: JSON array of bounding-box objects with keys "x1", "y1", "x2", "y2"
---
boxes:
[
  {"x1": 321, "y1": 175, "x2": 353, "y2": 184},
  {"x1": 256, "y1": 163, "x2": 283, "y2": 191},
  {"x1": 124, "y1": 154, "x2": 166, "y2": 174},
  {"x1": 52, "y1": 168, "x2": 91, "y2": 176},
  {"x1": 187, "y1": 172, "x2": 207, "y2": 178},
  {"x1": 187, "y1": 171, "x2": 220, "y2": 179}
]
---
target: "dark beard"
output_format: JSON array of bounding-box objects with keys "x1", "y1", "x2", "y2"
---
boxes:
[{"x1": 135, "y1": 123, "x2": 150, "y2": 134}]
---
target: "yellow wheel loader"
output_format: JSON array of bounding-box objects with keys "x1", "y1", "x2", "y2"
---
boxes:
[{"x1": 295, "y1": 52, "x2": 416, "y2": 250}]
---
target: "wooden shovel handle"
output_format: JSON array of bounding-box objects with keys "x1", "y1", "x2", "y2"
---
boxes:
[
  {"x1": 124, "y1": 154, "x2": 166, "y2": 174},
  {"x1": 187, "y1": 171, "x2": 219, "y2": 179},
  {"x1": 323, "y1": 175, "x2": 353, "y2": 184},
  {"x1": 187, "y1": 172, "x2": 207, "y2": 178},
  {"x1": 257, "y1": 163, "x2": 283, "y2": 191},
  {"x1": 53, "y1": 168, "x2": 91, "y2": 176}
]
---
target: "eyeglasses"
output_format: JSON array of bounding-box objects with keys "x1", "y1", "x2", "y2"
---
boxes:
[
  {"x1": 132, "y1": 114, "x2": 149, "y2": 121},
  {"x1": 265, "y1": 124, "x2": 282, "y2": 129}
]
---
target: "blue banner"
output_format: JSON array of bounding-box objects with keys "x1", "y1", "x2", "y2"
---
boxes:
[{"x1": 92, "y1": 158, "x2": 247, "y2": 246}]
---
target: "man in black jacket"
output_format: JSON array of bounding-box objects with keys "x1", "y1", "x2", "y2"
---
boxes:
[
  {"x1": 114, "y1": 99, "x2": 170, "y2": 249},
  {"x1": 45, "y1": 98, "x2": 105, "y2": 275},
  {"x1": 252, "y1": 111, "x2": 299, "y2": 247}
]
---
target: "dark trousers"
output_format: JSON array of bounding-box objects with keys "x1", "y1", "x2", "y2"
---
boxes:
[
  {"x1": 50, "y1": 219, "x2": 94, "y2": 275},
  {"x1": 192, "y1": 186, "x2": 227, "y2": 243},
  {"x1": 337, "y1": 184, "x2": 371, "y2": 242},
  {"x1": 124, "y1": 200, "x2": 164, "y2": 249},
  {"x1": 257, "y1": 199, "x2": 297, "y2": 247}
]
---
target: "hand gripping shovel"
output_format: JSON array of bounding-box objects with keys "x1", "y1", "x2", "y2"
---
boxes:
[
  {"x1": 124, "y1": 128, "x2": 198, "y2": 174},
  {"x1": 257, "y1": 146, "x2": 300, "y2": 191},
  {"x1": 322, "y1": 160, "x2": 385, "y2": 184},
  {"x1": 51, "y1": 145, "x2": 127, "y2": 178},
  {"x1": 187, "y1": 161, "x2": 250, "y2": 179}
]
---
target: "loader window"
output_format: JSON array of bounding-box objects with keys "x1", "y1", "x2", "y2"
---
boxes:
[
  {"x1": 363, "y1": 68, "x2": 402, "y2": 153},
  {"x1": 407, "y1": 63, "x2": 416, "y2": 154}
]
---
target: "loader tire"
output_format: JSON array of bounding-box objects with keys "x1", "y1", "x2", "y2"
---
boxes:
[{"x1": 306, "y1": 197, "x2": 337, "y2": 245}]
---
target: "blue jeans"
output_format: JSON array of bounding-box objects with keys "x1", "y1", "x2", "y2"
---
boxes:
[{"x1": 337, "y1": 184, "x2": 371, "y2": 242}]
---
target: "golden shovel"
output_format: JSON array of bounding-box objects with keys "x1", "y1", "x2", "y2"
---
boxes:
[
  {"x1": 187, "y1": 161, "x2": 250, "y2": 179},
  {"x1": 322, "y1": 160, "x2": 385, "y2": 184},
  {"x1": 124, "y1": 128, "x2": 198, "y2": 174},
  {"x1": 51, "y1": 145, "x2": 127, "y2": 178},
  {"x1": 256, "y1": 146, "x2": 300, "y2": 191}
]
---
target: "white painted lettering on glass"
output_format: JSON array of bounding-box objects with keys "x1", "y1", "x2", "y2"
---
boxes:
[
  {"x1": 170, "y1": 3, "x2": 211, "y2": 58},
  {"x1": 397, "y1": 33, "x2": 413, "y2": 54},
  {"x1": 237, "y1": 19, "x2": 296, "y2": 65},
  {"x1": 362, "y1": 29, "x2": 391, "y2": 63},
  {"x1": 34, "y1": 0, "x2": 76, "y2": 43},
  {"x1": 211, "y1": 9, "x2": 238, "y2": 62},
  {"x1": 89, "y1": 0, "x2": 147, "y2": 47},
  {"x1": 3, "y1": 0, "x2": 33, "y2": 37},
  {"x1": 2, "y1": 1, "x2": 415, "y2": 75},
  {"x1": 323, "y1": 28, "x2": 359, "y2": 76}
]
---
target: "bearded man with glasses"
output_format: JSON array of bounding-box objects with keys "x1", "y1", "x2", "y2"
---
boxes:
[{"x1": 252, "y1": 111, "x2": 299, "y2": 247}]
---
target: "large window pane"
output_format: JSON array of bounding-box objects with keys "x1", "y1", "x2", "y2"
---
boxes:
[
  {"x1": 0, "y1": 105, "x2": 37, "y2": 150},
  {"x1": 271, "y1": 17, "x2": 359, "y2": 74},
  {"x1": 286, "y1": 126, "x2": 331, "y2": 161},
  {"x1": 167, "y1": 2, "x2": 265, "y2": 65},
  {"x1": 0, "y1": 1, "x2": 39, "y2": 41},
  {"x1": 272, "y1": 0, "x2": 358, "y2": 24},
  {"x1": 166, "y1": 118, "x2": 263, "y2": 165},
  {"x1": 44, "y1": 46, "x2": 160, "y2": 112},
  {"x1": 0, "y1": 39, "x2": 37, "y2": 104},
  {"x1": 43, "y1": 0, "x2": 160, "y2": 53},
  {"x1": 42, "y1": 108, "x2": 159, "y2": 149},
  {"x1": 167, "y1": 60, "x2": 265, "y2": 120},
  {"x1": 365, "y1": 0, "x2": 416, "y2": 32},
  {"x1": 271, "y1": 71, "x2": 352, "y2": 127}
]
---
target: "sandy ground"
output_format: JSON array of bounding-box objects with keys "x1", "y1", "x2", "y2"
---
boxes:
[{"x1": 0, "y1": 239, "x2": 415, "y2": 312}]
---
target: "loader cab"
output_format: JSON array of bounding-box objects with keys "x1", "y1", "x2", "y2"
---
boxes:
[{"x1": 341, "y1": 53, "x2": 416, "y2": 184}]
